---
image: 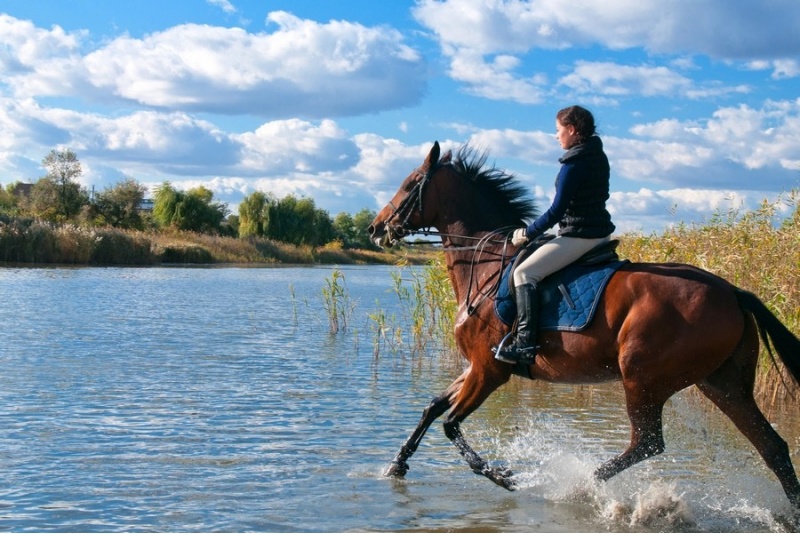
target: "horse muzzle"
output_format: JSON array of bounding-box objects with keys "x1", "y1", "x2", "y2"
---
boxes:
[{"x1": 369, "y1": 221, "x2": 406, "y2": 249}]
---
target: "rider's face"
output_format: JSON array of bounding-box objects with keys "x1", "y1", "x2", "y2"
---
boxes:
[{"x1": 556, "y1": 119, "x2": 578, "y2": 150}]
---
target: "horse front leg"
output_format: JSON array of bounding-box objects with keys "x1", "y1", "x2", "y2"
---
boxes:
[
  {"x1": 443, "y1": 418, "x2": 515, "y2": 490},
  {"x1": 384, "y1": 371, "x2": 466, "y2": 478},
  {"x1": 441, "y1": 365, "x2": 516, "y2": 490}
]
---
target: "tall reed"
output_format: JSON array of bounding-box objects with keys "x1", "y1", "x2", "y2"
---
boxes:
[
  {"x1": 322, "y1": 269, "x2": 356, "y2": 334},
  {"x1": 366, "y1": 256, "x2": 458, "y2": 359},
  {"x1": 619, "y1": 191, "x2": 800, "y2": 410}
]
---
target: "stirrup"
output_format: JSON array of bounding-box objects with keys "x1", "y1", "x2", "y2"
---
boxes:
[{"x1": 492, "y1": 332, "x2": 536, "y2": 364}]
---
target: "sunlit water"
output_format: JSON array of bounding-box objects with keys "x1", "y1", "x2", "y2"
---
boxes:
[{"x1": 0, "y1": 265, "x2": 799, "y2": 532}]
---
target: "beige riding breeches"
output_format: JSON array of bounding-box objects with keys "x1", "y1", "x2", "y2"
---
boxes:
[{"x1": 513, "y1": 234, "x2": 611, "y2": 286}]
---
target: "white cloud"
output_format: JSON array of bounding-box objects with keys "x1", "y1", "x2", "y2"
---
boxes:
[
  {"x1": 616, "y1": 101, "x2": 800, "y2": 189},
  {"x1": 465, "y1": 127, "x2": 556, "y2": 161},
  {"x1": 608, "y1": 187, "x2": 790, "y2": 234},
  {"x1": 414, "y1": 0, "x2": 800, "y2": 59},
  {"x1": 413, "y1": 0, "x2": 800, "y2": 102},
  {"x1": 559, "y1": 61, "x2": 692, "y2": 97},
  {"x1": 446, "y1": 49, "x2": 548, "y2": 103},
  {"x1": 0, "y1": 12, "x2": 427, "y2": 118},
  {"x1": 557, "y1": 61, "x2": 751, "y2": 102},
  {"x1": 235, "y1": 119, "x2": 357, "y2": 175},
  {"x1": 207, "y1": 0, "x2": 237, "y2": 14}
]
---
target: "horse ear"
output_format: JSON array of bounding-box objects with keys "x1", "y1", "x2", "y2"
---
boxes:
[
  {"x1": 426, "y1": 141, "x2": 441, "y2": 167},
  {"x1": 440, "y1": 150, "x2": 452, "y2": 164}
]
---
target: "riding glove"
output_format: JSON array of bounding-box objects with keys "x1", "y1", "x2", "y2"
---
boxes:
[{"x1": 512, "y1": 228, "x2": 528, "y2": 246}]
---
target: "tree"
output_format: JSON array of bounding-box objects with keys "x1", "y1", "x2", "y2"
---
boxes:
[
  {"x1": 27, "y1": 177, "x2": 89, "y2": 222},
  {"x1": 152, "y1": 182, "x2": 227, "y2": 233},
  {"x1": 24, "y1": 149, "x2": 88, "y2": 222},
  {"x1": 266, "y1": 195, "x2": 331, "y2": 246},
  {"x1": 333, "y1": 212, "x2": 356, "y2": 247},
  {"x1": 238, "y1": 191, "x2": 271, "y2": 238},
  {"x1": 352, "y1": 208, "x2": 378, "y2": 249},
  {"x1": 93, "y1": 178, "x2": 148, "y2": 229},
  {"x1": 314, "y1": 208, "x2": 335, "y2": 246},
  {"x1": 0, "y1": 183, "x2": 19, "y2": 216}
]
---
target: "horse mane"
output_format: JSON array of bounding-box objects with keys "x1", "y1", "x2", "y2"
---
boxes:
[{"x1": 448, "y1": 145, "x2": 538, "y2": 226}]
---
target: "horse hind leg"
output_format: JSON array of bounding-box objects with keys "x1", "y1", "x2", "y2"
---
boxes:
[
  {"x1": 697, "y1": 318, "x2": 800, "y2": 509},
  {"x1": 594, "y1": 393, "x2": 667, "y2": 482}
]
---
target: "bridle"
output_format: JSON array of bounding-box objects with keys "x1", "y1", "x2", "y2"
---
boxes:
[{"x1": 381, "y1": 163, "x2": 439, "y2": 245}]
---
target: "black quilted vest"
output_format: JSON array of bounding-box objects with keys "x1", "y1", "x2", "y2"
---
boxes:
[{"x1": 557, "y1": 136, "x2": 615, "y2": 238}]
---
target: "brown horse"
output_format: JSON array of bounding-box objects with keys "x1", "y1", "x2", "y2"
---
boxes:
[{"x1": 368, "y1": 141, "x2": 800, "y2": 509}]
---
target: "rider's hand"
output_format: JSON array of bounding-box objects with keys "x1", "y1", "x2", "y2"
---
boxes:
[{"x1": 511, "y1": 228, "x2": 528, "y2": 246}]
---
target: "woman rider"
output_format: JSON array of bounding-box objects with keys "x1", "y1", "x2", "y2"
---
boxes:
[{"x1": 494, "y1": 105, "x2": 616, "y2": 364}]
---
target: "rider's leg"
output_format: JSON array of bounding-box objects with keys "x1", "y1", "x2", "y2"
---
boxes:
[
  {"x1": 495, "y1": 282, "x2": 540, "y2": 364},
  {"x1": 495, "y1": 235, "x2": 610, "y2": 364}
]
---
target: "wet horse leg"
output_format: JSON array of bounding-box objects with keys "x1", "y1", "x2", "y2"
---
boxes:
[
  {"x1": 699, "y1": 380, "x2": 800, "y2": 508},
  {"x1": 384, "y1": 371, "x2": 466, "y2": 477},
  {"x1": 697, "y1": 323, "x2": 800, "y2": 509},
  {"x1": 595, "y1": 391, "x2": 667, "y2": 481},
  {"x1": 443, "y1": 418, "x2": 515, "y2": 490},
  {"x1": 441, "y1": 368, "x2": 515, "y2": 490}
]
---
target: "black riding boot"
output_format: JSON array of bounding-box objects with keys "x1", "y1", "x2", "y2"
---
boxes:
[{"x1": 494, "y1": 283, "x2": 539, "y2": 364}]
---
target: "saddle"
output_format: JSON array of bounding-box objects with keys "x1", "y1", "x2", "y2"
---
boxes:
[{"x1": 495, "y1": 236, "x2": 628, "y2": 331}]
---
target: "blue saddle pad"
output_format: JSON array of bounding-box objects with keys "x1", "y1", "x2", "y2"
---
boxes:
[{"x1": 495, "y1": 259, "x2": 627, "y2": 331}]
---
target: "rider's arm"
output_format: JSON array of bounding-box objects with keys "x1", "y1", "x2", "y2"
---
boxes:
[{"x1": 525, "y1": 161, "x2": 582, "y2": 239}]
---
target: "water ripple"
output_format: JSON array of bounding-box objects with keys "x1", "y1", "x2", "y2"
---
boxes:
[{"x1": 0, "y1": 265, "x2": 797, "y2": 532}]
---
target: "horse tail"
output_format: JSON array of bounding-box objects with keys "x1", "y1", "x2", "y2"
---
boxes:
[{"x1": 735, "y1": 288, "x2": 800, "y2": 383}]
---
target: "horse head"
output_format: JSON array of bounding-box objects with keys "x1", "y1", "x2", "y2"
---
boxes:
[
  {"x1": 369, "y1": 141, "x2": 535, "y2": 249},
  {"x1": 368, "y1": 141, "x2": 451, "y2": 248}
]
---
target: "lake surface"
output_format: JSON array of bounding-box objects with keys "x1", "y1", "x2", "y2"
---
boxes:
[{"x1": 1, "y1": 264, "x2": 799, "y2": 532}]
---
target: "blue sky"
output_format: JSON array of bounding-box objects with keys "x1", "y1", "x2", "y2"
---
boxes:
[{"x1": 1, "y1": 0, "x2": 799, "y2": 234}]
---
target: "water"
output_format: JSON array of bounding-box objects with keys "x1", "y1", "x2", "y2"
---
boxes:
[{"x1": 1, "y1": 264, "x2": 799, "y2": 532}]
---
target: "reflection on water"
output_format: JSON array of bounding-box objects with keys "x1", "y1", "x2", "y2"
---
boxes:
[{"x1": 0, "y1": 265, "x2": 798, "y2": 532}]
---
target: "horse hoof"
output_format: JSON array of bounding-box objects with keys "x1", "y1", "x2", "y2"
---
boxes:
[
  {"x1": 485, "y1": 466, "x2": 516, "y2": 491},
  {"x1": 384, "y1": 461, "x2": 409, "y2": 478}
]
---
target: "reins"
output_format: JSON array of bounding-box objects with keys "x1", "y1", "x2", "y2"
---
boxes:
[{"x1": 401, "y1": 225, "x2": 518, "y2": 318}]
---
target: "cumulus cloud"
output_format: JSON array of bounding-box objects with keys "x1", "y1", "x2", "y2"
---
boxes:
[
  {"x1": 414, "y1": 0, "x2": 800, "y2": 58},
  {"x1": 608, "y1": 187, "x2": 793, "y2": 234},
  {"x1": 618, "y1": 100, "x2": 800, "y2": 187},
  {"x1": 1, "y1": 5, "x2": 799, "y2": 231},
  {"x1": 0, "y1": 12, "x2": 427, "y2": 118},
  {"x1": 413, "y1": 0, "x2": 800, "y2": 102},
  {"x1": 235, "y1": 119, "x2": 358, "y2": 175}
]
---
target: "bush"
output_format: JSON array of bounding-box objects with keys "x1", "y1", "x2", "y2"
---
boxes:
[
  {"x1": 90, "y1": 229, "x2": 153, "y2": 265},
  {"x1": 157, "y1": 244, "x2": 214, "y2": 264}
]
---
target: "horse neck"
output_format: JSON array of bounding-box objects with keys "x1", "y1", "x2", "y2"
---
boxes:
[{"x1": 432, "y1": 195, "x2": 516, "y2": 305}]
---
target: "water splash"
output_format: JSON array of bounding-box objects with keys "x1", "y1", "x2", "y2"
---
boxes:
[
  {"x1": 622, "y1": 481, "x2": 693, "y2": 529},
  {"x1": 485, "y1": 407, "x2": 793, "y2": 532}
]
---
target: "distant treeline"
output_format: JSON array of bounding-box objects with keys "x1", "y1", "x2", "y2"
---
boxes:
[{"x1": 0, "y1": 148, "x2": 380, "y2": 253}]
